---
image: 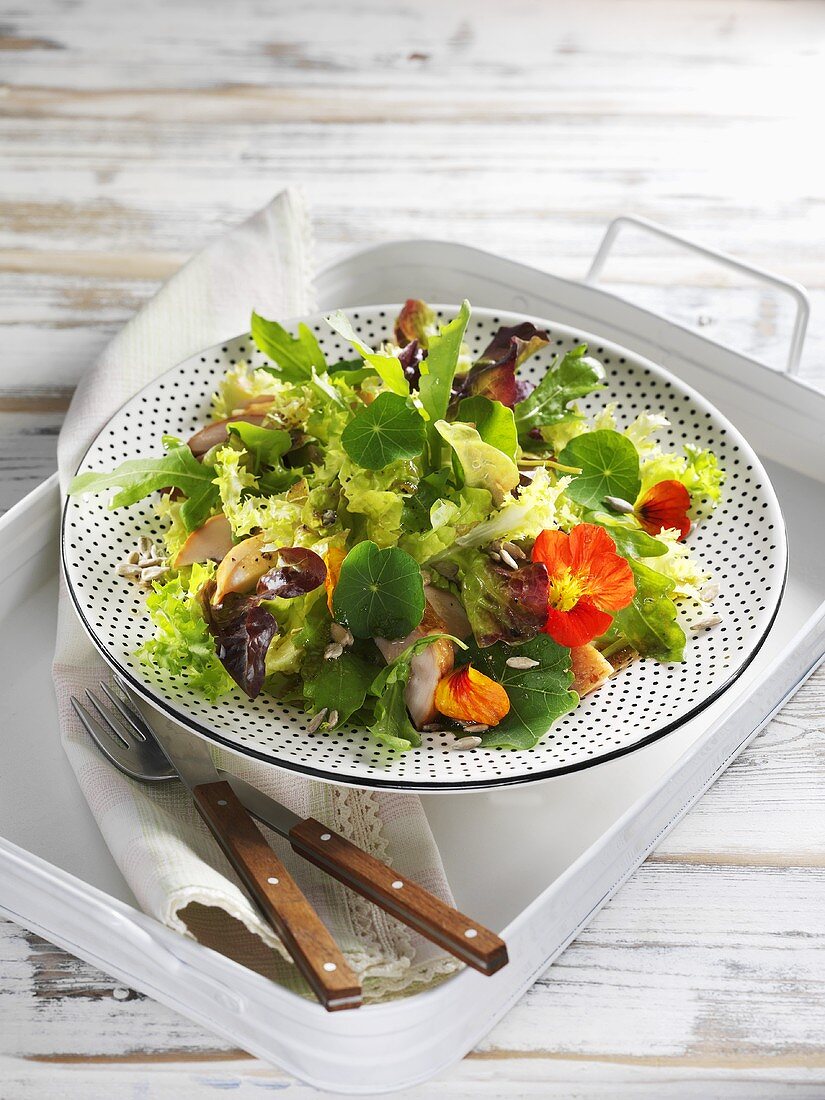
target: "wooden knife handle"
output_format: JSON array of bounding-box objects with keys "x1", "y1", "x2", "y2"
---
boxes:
[
  {"x1": 289, "y1": 817, "x2": 509, "y2": 976},
  {"x1": 193, "y1": 782, "x2": 361, "y2": 1011}
]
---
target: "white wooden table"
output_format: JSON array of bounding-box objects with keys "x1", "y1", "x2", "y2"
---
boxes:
[{"x1": 2, "y1": 1, "x2": 825, "y2": 1095}]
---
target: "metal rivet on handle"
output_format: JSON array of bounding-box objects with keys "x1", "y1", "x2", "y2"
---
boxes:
[
  {"x1": 320, "y1": 833, "x2": 331, "y2": 841},
  {"x1": 267, "y1": 877, "x2": 279, "y2": 885},
  {"x1": 323, "y1": 962, "x2": 337, "y2": 972},
  {"x1": 217, "y1": 799, "x2": 227, "y2": 806},
  {"x1": 464, "y1": 929, "x2": 478, "y2": 939},
  {"x1": 391, "y1": 880, "x2": 403, "y2": 890}
]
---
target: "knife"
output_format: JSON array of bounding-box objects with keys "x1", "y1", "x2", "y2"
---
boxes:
[
  {"x1": 149, "y1": 723, "x2": 362, "y2": 1011},
  {"x1": 222, "y1": 773, "x2": 509, "y2": 976}
]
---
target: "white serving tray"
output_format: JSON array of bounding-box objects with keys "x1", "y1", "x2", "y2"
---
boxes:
[{"x1": 2, "y1": 217, "x2": 825, "y2": 1094}]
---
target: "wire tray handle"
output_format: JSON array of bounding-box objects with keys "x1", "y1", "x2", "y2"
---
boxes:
[{"x1": 586, "y1": 215, "x2": 810, "y2": 376}]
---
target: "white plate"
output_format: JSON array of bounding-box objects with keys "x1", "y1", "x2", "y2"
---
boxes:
[{"x1": 62, "y1": 305, "x2": 787, "y2": 791}]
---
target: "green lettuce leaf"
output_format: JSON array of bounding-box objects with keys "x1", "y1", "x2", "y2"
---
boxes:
[
  {"x1": 332, "y1": 541, "x2": 425, "y2": 640},
  {"x1": 418, "y1": 299, "x2": 471, "y2": 433},
  {"x1": 324, "y1": 310, "x2": 410, "y2": 396},
  {"x1": 465, "y1": 634, "x2": 578, "y2": 750},
  {"x1": 251, "y1": 312, "x2": 326, "y2": 382},
  {"x1": 586, "y1": 511, "x2": 668, "y2": 558},
  {"x1": 457, "y1": 395, "x2": 518, "y2": 461},
  {"x1": 639, "y1": 445, "x2": 725, "y2": 506},
  {"x1": 69, "y1": 445, "x2": 220, "y2": 532},
  {"x1": 434, "y1": 420, "x2": 519, "y2": 506},
  {"x1": 610, "y1": 558, "x2": 686, "y2": 662},
  {"x1": 559, "y1": 429, "x2": 641, "y2": 511},
  {"x1": 338, "y1": 457, "x2": 416, "y2": 547},
  {"x1": 303, "y1": 649, "x2": 378, "y2": 727},
  {"x1": 514, "y1": 345, "x2": 605, "y2": 435},
  {"x1": 138, "y1": 563, "x2": 232, "y2": 700},
  {"x1": 341, "y1": 392, "x2": 426, "y2": 470},
  {"x1": 400, "y1": 486, "x2": 493, "y2": 563},
  {"x1": 451, "y1": 467, "x2": 571, "y2": 550},
  {"x1": 226, "y1": 422, "x2": 296, "y2": 493}
]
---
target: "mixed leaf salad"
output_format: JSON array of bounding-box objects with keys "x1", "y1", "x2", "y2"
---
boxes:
[{"x1": 69, "y1": 300, "x2": 724, "y2": 752}]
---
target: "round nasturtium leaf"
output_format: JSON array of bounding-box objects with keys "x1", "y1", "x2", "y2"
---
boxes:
[
  {"x1": 559, "y1": 429, "x2": 641, "y2": 511},
  {"x1": 341, "y1": 392, "x2": 426, "y2": 470},
  {"x1": 332, "y1": 541, "x2": 425, "y2": 640}
]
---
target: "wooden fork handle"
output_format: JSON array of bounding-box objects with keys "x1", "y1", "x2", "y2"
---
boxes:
[
  {"x1": 193, "y1": 782, "x2": 361, "y2": 1011},
  {"x1": 289, "y1": 818, "x2": 509, "y2": 976}
]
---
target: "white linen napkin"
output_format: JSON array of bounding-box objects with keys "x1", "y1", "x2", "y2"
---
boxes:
[{"x1": 53, "y1": 189, "x2": 459, "y2": 1000}]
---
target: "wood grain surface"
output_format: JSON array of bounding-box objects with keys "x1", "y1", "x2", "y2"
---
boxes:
[
  {"x1": 289, "y1": 817, "x2": 509, "y2": 974},
  {"x1": 192, "y1": 783, "x2": 361, "y2": 1011},
  {"x1": 2, "y1": 0, "x2": 825, "y2": 1095}
]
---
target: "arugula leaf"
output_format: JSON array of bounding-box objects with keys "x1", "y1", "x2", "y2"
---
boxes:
[
  {"x1": 251, "y1": 312, "x2": 326, "y2": 382},
  {"x1": 332, "y1": 541, "x2": 425, "y2": 640},
  {"x1": 69, "y1": 445, "x2": 219, "y2": 532},
  {"x1": 303, "y1": 649, "x2": 379, "y2": 727},
  {"x1": 457, "y1": 395, "x2": 518, "y2": 461},
  {"x1": 586, "y1": 511, "x2": 668, "y2": 559},
  {"x1": 611, "y1": 559, "x2": 686, "y2": 662},
  {"x1": 435, "y1": 420, "x2": 519, "y2": 506},
  {"x1": 324, "y1": 310, "x2": 410, "y2": 396},
  {"x1": 559, "y1": 430, "x2": 641, "y2": 511},
  {"x1": 514, "y1": 345, "x2": 605, "y2": 434},
  {"x1": 368, "y1": 634, "x2": 465, "y2": 752},
  {"x1": 465, "y1": 634, "x2": 578, "y2": 750},
  {"x1": 341, "y1": 392, "x2": 426, "y2": 470},
  {"x1": 418, "y1": 299, "x2": 471, "y2": 427}
]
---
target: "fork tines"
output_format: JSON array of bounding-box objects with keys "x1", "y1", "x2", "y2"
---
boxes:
[{"x1": 70, "y1": 681, "x2": 175, "y2": 782}]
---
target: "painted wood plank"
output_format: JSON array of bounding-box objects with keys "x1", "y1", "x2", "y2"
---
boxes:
[{"x1": 3, "y1": 0, "x2": 825, "y2": 1091}]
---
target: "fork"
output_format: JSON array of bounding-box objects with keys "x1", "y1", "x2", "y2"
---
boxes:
[{"x1": 74, "y1": 676, "x2": 509, "y2": 977}]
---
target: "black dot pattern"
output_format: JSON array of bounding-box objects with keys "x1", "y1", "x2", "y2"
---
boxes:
[{"x1": 63, "y1": 307, "x2": 786, "y2": 790}]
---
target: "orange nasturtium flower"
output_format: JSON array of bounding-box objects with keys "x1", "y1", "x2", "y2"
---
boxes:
[
  {"x1": 531, "y1": 523, "x2": 636, "y2": 648},
  {"x1": 435, "y1": 665, "x2": 511, "y2": 727},
  {"x1": 324, "y1": 546, "x2": 347, "y2": 614},
  {"x1": 635, "y1": 479, "x2": 691, "y2": 540}
]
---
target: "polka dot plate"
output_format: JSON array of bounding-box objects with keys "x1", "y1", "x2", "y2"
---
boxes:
[{"x1": 62, "y1": 306, "x2": 787, "y2": 791}]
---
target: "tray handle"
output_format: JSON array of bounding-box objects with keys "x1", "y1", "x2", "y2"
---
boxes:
[{"x1": 585, "y1": 214, "x2": 810, "y2": 376}]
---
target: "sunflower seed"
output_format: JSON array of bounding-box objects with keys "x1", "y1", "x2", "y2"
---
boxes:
[
  {"x1": 501, "y1": 541, "x2": 526, "y2": 561},
  {"x1": 701, "y1": 579, "x2": 720, "y2": 602},
  {"x1": 321, "y1": 509, "x2": 337, "y2": 527},
  {"x1": 432, "y1": 561, "x2": 459, "y2": 580},
  {"x1": 116, "y1": 563, "x2": 142, "y2": 580},
  {"x1": 603, "y1": 495, "x2": 635, "y2": 514},
  {"x1": 689, "y1": 612, "x2": 722, "y2": 633},
  {"x1": 499, "y1": 547, "x2": 519, "y2": 570},
  {"x1": 488, "y1": 551, "x2": 502, "y2": 562},
  {"x1": 421, "y1": 723, "x2": 442, "y2": 731},
  {"x1": 138, "y1": 556, "x2": 163, "y2": 569},
  {"x1": 451, "y1": 735, "x2": 482, "y2": 751},
  {"x1": 461, "y1": 724, "x2": 489, "y2": 734},
  {"x1": 505, "y1": 656, "x2": 540, "y2": 670},
  {"x1": 324, "y1": 642, "x2": 344, "y2": 660},
  {"x1": 330, "y1": 622, "x2": 353, "y2": 647},
  {"x1": 327, "y1": 709, "x2": 339, "y2": 728},
  {"x1": 307, "y1": 708, "x2": 327, "y2": 733},
  {"x1": 140, "y1": 566, "x2": 167, "y2": 584},
  {"x1": 126, "y1": 550, "x2": 141, "y2": 565},
  {"x1": 138, "y1": 536, "x2": 154, "y2": 555}
]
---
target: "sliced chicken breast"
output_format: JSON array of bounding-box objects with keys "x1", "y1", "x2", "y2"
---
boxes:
[{"x1": 375, "y1": 598, "x2": 459, "y2": 728}]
